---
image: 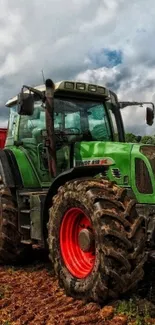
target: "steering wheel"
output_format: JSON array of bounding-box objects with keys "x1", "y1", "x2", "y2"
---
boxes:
[
  {"x1": 55, "y1": 130, "x2": 68, "y2": 144},
  {"x1": 64, "y1": 127, "x2": 81, "y2": 134}
]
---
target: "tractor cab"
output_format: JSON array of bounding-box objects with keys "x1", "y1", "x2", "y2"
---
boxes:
[{"x1": 5, "y1": 81, "x2": 125, "y2": 185}]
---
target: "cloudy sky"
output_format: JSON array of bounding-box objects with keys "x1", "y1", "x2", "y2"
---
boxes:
[{"x1": 0, "y1": 0, "x2": 155, "y2": 135}]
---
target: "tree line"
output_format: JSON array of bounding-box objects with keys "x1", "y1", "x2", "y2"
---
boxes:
[{"x1": 125, "y1": 133, "x2": 155, "y2": 144}]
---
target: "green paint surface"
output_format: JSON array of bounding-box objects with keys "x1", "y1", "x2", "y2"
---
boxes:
[
  {"x1": 6, "y1": 146, "x2": 41, "y2": 188},
  {"x1": 74, "y1": 141, "x2": 155, "y2": 204},
  {"x1": 74, "y1": 141, "x2": 132, "y2": 184}
]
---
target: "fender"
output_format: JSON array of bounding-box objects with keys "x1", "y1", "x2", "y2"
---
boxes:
[
  {"x1": 43, "y1": 164, "x2": 109, "y2": 241},
  {"x1": 0, "y1": 149, "x2": 23, "y2": 188}
]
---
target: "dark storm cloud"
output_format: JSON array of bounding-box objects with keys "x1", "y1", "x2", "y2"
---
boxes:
[{"x1": 106, "y1": 66, "x2": 132, "y2": 91}]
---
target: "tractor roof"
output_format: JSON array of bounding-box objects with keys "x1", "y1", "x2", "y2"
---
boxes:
[{"x1": 5, "y1": 80, "x2": 114, "y2": 107}]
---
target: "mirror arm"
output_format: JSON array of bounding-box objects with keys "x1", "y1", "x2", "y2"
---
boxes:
[
  {"x1": 22, "y1": 85, "x2": 44, "y2": 100},
  {"x1": 119, "y1": 101, "x2": 155, "y2": 113}
]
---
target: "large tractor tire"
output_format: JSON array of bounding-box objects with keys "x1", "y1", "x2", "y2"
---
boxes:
[
  {"x1": 0, "y1": 176, "x2": 30, "y2": 264},
  {"x1": 48, "y1": 178, "x2": 147, "y2": 303}
]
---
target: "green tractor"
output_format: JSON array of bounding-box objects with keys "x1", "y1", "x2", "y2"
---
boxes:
[{"x1": 0, "y1": 78, "x2": 154, "y2": 303}]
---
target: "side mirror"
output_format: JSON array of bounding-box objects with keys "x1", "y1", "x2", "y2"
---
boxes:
[
  {"x1": 17, "y1": 92, "x2": 34, "y2": 116},
  {"x1": 146, "y1": 107, "x2": 154, "y2": 126},
  {"x1": 135, "y1": 135, "x2": 142, "y2": 143}
]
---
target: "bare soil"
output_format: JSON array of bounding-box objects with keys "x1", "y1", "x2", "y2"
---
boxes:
[{"x1": 1, "y1": 251, "x2": 155, "y2": 325}]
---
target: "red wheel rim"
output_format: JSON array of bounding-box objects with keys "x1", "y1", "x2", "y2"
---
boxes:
[{"x1": 60, "y1": 207, "x2": 95, "y2": 279}]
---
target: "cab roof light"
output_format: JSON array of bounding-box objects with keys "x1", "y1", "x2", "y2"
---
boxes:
[
  {"x1": 88, "y1": 84, "x2": 97, "y2": 92},
  {"x1": 97, "y1": 86, "x2": 106, "y2": 94},
  {"x1": 65, "y1": 82, "x2": 74, "y2": 89},
  {"x1": 76, "y1": 83, "x2": 86, "y2": 90}
]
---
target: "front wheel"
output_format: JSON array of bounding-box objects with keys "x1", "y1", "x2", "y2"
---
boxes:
[{"x1": 47, "y1": 178, "x2": 147, "y2": 303}]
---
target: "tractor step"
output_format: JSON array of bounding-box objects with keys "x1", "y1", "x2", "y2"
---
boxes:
[
  {"x1": 18, "y1": 192, "x2": 31, "y2": 242},
  {"x1": 19, "y1": 191, "x2": 47, "y2": 196},
  {"x1": 21, "y1": 239, "x2": 32, "y2": 245},
  {"x1": 20, "y1": 209, "x2": 30, "y2": 214},
  {"x1": 21, "y1": 225, "x2": 31, "y2": 230},
  {"x1": 18, "y1": 190, "x2": 47, "y2": 243}
]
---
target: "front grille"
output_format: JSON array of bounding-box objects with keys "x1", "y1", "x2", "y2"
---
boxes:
[
  {"x1": 111, "y1": 168, "x2": 121, "y2": 179},
  {"x1": 135, "y1": 158, "x2": 153, "y2": 194}
]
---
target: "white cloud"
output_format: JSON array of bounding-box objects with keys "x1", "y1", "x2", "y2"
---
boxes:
[
  {"x1": 0, "y1": 0, "x2": 155, "y2": 135},
  {"x1": 0, "y1": 1, "x2": 22, "y2": 48}
]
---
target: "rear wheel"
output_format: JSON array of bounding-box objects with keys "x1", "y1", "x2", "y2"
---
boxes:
[
  {"x1": 48, "y1": 178, "x2": 147, "y2": 303},
  {"x1": 0, "y1": 176, "x2": 30, "y2": 264}
]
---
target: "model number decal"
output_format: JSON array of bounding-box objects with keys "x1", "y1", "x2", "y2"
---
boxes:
[{"x1": 75, "y1": 157, "x2": 115, "y2": 167}]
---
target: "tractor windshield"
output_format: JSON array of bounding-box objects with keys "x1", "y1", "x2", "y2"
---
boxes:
[
  {"x1": 54, "y1": 98, "x2": 112, "y2": 141},
  {"x1": 17, "y1": 97, "x2": 118, "y2": 143}
]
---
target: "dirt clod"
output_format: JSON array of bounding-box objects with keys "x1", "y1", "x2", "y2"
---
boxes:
[{"x1": 100, "y1": 306, "x2": 114, "y2": 319}]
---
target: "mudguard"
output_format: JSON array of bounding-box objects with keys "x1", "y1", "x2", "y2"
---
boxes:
[
  {"x1": 43, "y1": 165, "x2": 108, "y2": 240},
  {"x1": 0, "y1": 149, "x2": 23, "y2": 188}
]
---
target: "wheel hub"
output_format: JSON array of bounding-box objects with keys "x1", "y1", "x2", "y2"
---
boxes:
[
  {"x1": 60, "y1": 207, "x2": 95, "y2": 278},
  {"x1": 78, "y1": 229, "x2": 94, "y2": 252}
]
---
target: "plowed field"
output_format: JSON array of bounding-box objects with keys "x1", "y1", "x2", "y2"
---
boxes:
[{"x1": 1, "y1": 252, "x2": 155, "y2": 325}]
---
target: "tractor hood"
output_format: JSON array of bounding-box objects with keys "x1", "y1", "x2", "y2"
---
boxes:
[
  {"x1": 74, "y1": 141, "x2": 133, "y2": 187},
  {"x1": 74, "y1": 142, "x2": 155, "y2": 196},
  {"x1": 74, "y1": 141, "x2": 155, "y2": 204}
]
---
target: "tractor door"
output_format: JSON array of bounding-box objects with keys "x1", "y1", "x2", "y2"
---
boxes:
[{"x1": 54, "y1": 104, "x2": 82, "y2": 174}]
